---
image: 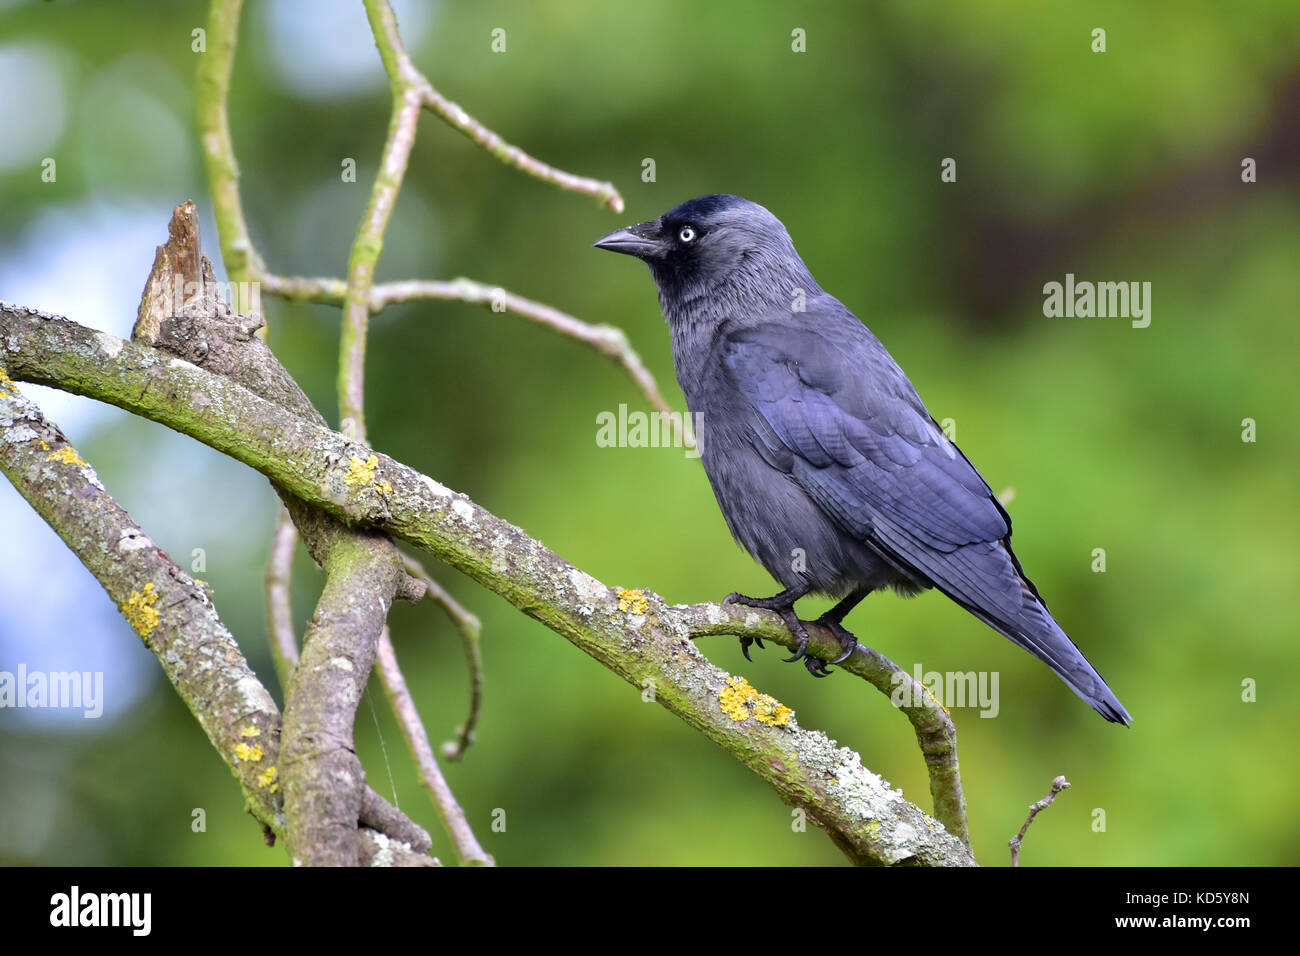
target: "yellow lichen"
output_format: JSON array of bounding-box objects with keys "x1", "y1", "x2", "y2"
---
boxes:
[
  {"x1": 0, "y1": 367, "x2": 17, "y2": 398},
  {"x1": 46, "y1": 446, "x2": 88, "y2": 467},
  {"x1": 342, "y1": 455, "x2": 393, "y2": 495},
  {"x1": 344, "y1": 454, "x2": 379, "y2": 486},
  {"x1": 616, "y1": 588, "x2": 649, "y2": 615},
  {"x1": 719, "y1": 676, "x2": 793, "y2": 727},
  {"x1": 258, "y1": 766, "x2": 280, "y2": 793},
  {"x1": 120, "y1": 583, "x2": 160, "y2": 638},
  {"x1": 38, "y1": 440, "x2": 49, "y2": 450},
  {"x1": 239, "y1": 725, "x2": 261, "y2": 738},
  {"x1": 234, "y1": 742, "x2": 264, "y2": 762}
]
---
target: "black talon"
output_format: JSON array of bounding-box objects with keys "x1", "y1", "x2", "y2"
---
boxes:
[
  {"x1": 728, "y1": 593, "x2": 772, "y2": 660},
  {"x1": 723, "y1": 584, "x2": 812, "y2": 667},
  {"x1": 818, "y1": 618, "x2": 859, "y2": 665},
  {"x1": 804, "y1": 585, "x2": 872, "y2": 674},
  {"x1": 778, "y1": 608, "x2": 810, "y2": 664},
  {"x1": 805, "y1": 657, "x2": 832, "y2": 678}
]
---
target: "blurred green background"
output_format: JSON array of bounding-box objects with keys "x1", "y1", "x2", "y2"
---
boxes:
[{"x1": 1, "y1": 0, "x2": 1297, "y2": 866}]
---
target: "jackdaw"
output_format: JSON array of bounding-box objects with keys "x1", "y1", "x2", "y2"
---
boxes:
[{"x1": 595, "y1": 194, "x2": 1130, "y2": 725}]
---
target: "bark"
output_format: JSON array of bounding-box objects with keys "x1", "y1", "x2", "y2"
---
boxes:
[
  {"x1": 128, "y1": 203, "x2": 426, "y2": 866},
  {"x1": 0, "y1": 363, "x2": 432, "y2": 864}
]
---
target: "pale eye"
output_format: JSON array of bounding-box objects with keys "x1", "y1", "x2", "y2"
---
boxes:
[{"x1": 678, "y1": 225, "x2": 696, "y2": 243}]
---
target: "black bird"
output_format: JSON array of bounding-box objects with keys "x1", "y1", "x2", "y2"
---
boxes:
[{"x1": 595, "y1": 194, "x2": 1130, "y2": 724}]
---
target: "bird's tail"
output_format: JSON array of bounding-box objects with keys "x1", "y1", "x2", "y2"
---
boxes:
[{"x1": 976, "y1": 589, "x2": 1131, "y2": 725}]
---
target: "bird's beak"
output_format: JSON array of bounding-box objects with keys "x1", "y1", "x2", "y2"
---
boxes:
[{"x1": 593, "y1": 220, "x2": 663, "y2": 259}]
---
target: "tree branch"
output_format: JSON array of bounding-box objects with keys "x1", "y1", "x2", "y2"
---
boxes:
[
  {"x1": 263, "y1": 273, "x2": 684, "y2": 440},
  {"x1": 416, "y1": 79, "x2": 623, "y2": 212},
  {"x1": 1, "y1": 302, "x2": 974, "y2": 866},
  {"x1": 0, "y1": 361, "x2": 433, "y2": 864},
  {"x1": 0, "y1": 361, "x2": 283, "y2": 829},
  {"x1": 196, "y1": 0, "x2": 263, "y2": 289},
  {"x1": 375, "y1": 627, "x2": 493, "y2": 865},
  {"x1": 337, "y1": 0, "x2": 422, "y2": 440},
  {"x1": 686, "y1": 608, "x2": 969, "y2": 849},
  {"x1": 265, "y1": 506, "x2": 299, "y2": 692},
  {"x1": 401, "y1": 552, "x2": 484, "y2": 760},
  {"x1": 359, "y1": 788, "x2": 433, "y2": 856},
  {"x1": 261, "y1": 503, "x2": 489, "y2": 863},
  {"x1": 1010, "y1": 775, "x2": 1071, "y2": 867},
  {"x1": 364, "y1": 0, "x2": 621, "y2": 210},
  {"x1": 279, "y1": 530, "x2": 404, "y2": 865},
  {"x1": 130, "y1": 205, "x2": 423, "y2": 866}
]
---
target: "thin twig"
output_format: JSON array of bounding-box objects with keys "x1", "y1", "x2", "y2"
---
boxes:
[
  {"x1": 337, "y1": 0, "x2": 425, "y2": 440},
  {"x1": 359, "y1": 788, "x2": 433, "y2": 855},
  {"x1": 196, "y1": 0, "x2": 263, "y2": 290},
  {"x1": 265, "y1": 505, "x2": 299, "y2": 692},
  {"x1": 360, "y1": 0, "x2": 622, "y2": 211},
  {"x1": 375, "y1": 627, "x2": 494, "y2": 865},
  {"x1": 1010, "y1": 775, "x2": 1071, "y2": 867},
  {"x1": 263, "y1": 272, "x2": 685, "y2": 443},
  {"x1": 400, "y1": 553, "x2": 484, "y2": 760},
  {"x1": 418, "y1": 84, "x2": 622, "y2": 212}
]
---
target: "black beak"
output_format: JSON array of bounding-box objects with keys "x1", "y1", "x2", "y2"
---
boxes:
[{"x1": 593, "y1": 220, "x2": 663, "y2": 259}]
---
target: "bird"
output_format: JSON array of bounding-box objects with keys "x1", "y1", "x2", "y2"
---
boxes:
[{"x1": 594, "y1": 194, "x2": 1131, "y2": 724}]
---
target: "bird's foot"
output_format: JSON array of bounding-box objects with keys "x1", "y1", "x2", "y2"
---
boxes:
[
  {"x1": 722, "y1": 585, "x2": 830, "y2": 675},
  {"x1": 723, "y1": 593, "x2": 769, "y2": 660},
  {"x1": 775, "y1": 607, "x2": 812, "y2": 666},
  {"x1": 814, "y1": 615, "x2": 860, "y2": 665},
  {"x1": 723, "y1": 590, "x2": 788, "y2": 611}
]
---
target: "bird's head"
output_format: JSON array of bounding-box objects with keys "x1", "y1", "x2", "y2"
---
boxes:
[{"x1": 594, "y1": 194, "x2": 817, "y2": 321}]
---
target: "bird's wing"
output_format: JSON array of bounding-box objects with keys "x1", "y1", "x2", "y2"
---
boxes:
[
  {"x1": 718, "y1": 309, "x2": 1130, "y2": 724},
  {"x1": 720, "y1": 316, "x2": 1023, "y2": 621}
]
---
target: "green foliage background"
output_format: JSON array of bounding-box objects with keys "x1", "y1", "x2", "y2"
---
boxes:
[{"x1": 1, "y1": 0, "x2": 1296, "y2": 865}]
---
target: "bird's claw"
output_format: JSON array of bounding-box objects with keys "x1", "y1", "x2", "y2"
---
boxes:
[
  {"x1": 779, "y1": 611, "x2": 810, "y2": 665},
  {"x1": 829, "y1": 634, "x2": 858, "y2": 664},
  {"x1": 723, "y1": 585, "x2": 844, "y2": 677},
  {"x1": 804, "y1": 656, "x2": 833, "y2": 677},
  {"x1": 816, "y1": 617, "x2": 861, "y2": 670}
]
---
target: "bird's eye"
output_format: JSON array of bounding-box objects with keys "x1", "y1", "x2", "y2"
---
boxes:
[{"x1": 678, "y1": 225, "x2": 696, "y2": 243}]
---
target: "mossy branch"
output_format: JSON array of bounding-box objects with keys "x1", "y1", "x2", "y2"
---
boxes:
[
  {"x1": 128, "y1": 206, "x2": 487, "y2": 866},
  {"x1": 0, "y1": 361, "x2": 433, "y2": 864}
]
